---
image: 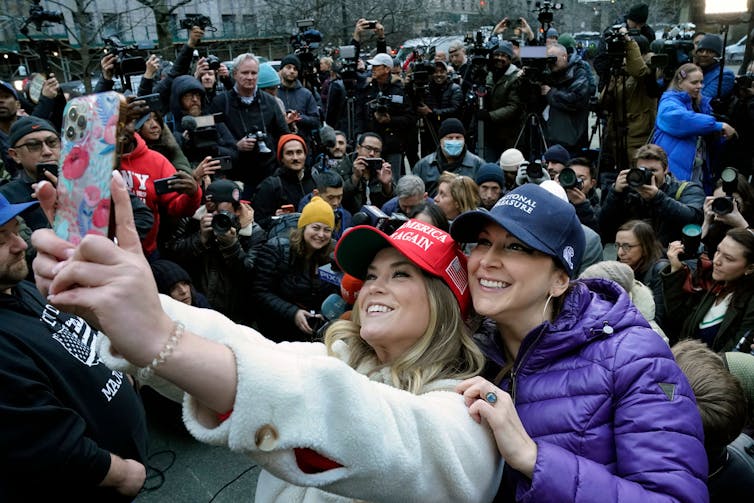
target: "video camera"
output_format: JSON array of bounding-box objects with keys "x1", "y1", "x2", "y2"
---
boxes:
[
  {"x1": 24, "y1": 0, "x2": 63, "y2": 32},
  {"x1": 103, "y1": 36, "x2": 146, "y2": 77},
  {"x1": 368, "y1": 92, "x2": 404, "y2": 115},
  {"x1": 181, "y1": 113, "x2": 225, "y2": 159},
  {"x1": 337, "y1": 45, "x2": 359, "y2": 93},
  {"x1": 180, "y1": 14, "x2": 215, "y2": 31},
  {"x1": 533, "y1": 1, "x2": 563, "y2": 26},
  {"x1": 290, "y1": 20, "x2": 322, "y2": 62},
  {"x1": 464, "y1": 31, "x2": 493, "y2": 86},
  {"x1": 602, "y1": 24, "x2": 641, "y2": 63},
  {"x1": 408, "y1": 51, "x2": 436, "y2": 101}
]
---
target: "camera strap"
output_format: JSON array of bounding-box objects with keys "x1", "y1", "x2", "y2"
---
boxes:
[{"x1": 674, "y1": 181, "x2": 689, "y2": 201}]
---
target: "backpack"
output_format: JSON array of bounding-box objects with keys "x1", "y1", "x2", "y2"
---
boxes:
[{"x1": 267, "y1": 212, "x2": 301, "y2": 241}]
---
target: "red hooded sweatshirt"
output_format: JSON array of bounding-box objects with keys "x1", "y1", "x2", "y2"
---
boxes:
[{"x1": 120, "y1": 133, "x2": 202, "y2": 255}]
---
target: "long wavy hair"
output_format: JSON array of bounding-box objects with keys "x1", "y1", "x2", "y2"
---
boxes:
[
  {"x1": 324, "y1": 273, "x2": 485, "y2": 394},
  {"x1": 288, "y1": 226, "x2": 333, "y2": 275},
  {"x1": 439, "y1": 171, "x2": 481, "y2": 214}
]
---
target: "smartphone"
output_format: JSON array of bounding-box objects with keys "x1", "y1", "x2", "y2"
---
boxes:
[
  {"x1": 214, "y1": 156, "x2": 232, "y2": 171},
  {"x1": 364, "y1": 157, "x2": 383, "y2": 175},
  {"x1": 36, "y1": 162, "x2": 59, "y2": 184},
  {"x1": 153, "y1": 175, "x2": 178, "y2": 195},
  {"x1": 139, "y1": 92, "x2": 162, "y2": 113},
  {"x1": 53, "y1": 91, "x2": 128, "y2": 244},
  {"x1": 280, "y1": 204, "x2": 295, "y2": 214}
]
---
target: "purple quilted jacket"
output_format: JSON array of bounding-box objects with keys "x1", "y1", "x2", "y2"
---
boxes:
[{"x1": 476, "y1": 278, "x2": 709, "y2": 503}]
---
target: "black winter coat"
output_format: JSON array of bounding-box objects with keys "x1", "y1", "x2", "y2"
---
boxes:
[
  {"x1": 252, "y1": 167, "x2": 317, "y2": 231},
  {"x1": 252, "y1": 237, "x2": 338, "y2": 342}
]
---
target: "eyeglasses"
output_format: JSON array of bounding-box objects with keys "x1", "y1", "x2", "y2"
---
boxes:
[
  {"x1": 614, "y1": 242, "x2": 641, "y2": 253},
  {"x1": 358, "y1": 144, "x2": 382, "y2": 155},
  {"x1": 14, "y1": 136, "x2": 61, "y2": 153}
]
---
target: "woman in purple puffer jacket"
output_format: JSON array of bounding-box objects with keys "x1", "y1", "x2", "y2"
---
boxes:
[{"x1": 452, "y1": 183, "x2": 709, "y2": 502}]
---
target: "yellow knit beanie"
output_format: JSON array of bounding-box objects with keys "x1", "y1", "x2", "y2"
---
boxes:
[{"x1": 298, "y1": 196, "x2": 334, "y2": 229}]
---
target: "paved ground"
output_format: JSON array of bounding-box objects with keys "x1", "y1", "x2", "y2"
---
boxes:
[{"x1": 135, "y1": 389, "x2": 260, "y2": 503}]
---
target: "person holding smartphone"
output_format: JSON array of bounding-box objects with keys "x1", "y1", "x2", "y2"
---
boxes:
[{"x1": 335, "y1": 132, "x2": 394, "y2": 215}]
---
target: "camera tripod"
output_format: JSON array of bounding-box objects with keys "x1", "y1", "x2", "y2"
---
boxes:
[
  {"x1": 514, "y1": 111, "x2": 548, "y2": 166},
  {"x1": 598, "y1": 65, "x2": 630, "y2": 174}
]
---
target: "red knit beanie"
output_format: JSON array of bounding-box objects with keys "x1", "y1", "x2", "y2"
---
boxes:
[{"x1": 277, "y1": 133, "x2": 307, "y2": 161}]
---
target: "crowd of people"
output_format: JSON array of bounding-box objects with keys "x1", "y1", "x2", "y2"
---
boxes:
[{"x1": 1, "y1": 2, "x2": 754, "y2": 501}]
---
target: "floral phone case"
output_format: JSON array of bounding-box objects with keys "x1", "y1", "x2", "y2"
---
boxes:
[{"x1": 53, "y1": 91, "x2": 127, "y2": 244}]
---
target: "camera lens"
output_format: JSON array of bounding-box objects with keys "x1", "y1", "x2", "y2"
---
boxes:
[
  {"x1": 679, "y1": 224, "x2": 702, "y2": 260},
  {"x1": 558, "y1": 167, "x2": 579, "y2": 189},
  {"x1": 526, "y1": 162, "x2": 544, "y2": 180},
  {"x1": 626, "y1": 168, "x2": 647, "y2": 188},
  {"x1": 211, "y1": 212, "x2": 233, "y2": 235},
  {"x1": 711, "y1": 196, "x2": 734, "y2": 215}
]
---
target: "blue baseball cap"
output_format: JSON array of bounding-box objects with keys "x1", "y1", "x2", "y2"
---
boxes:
[
  {"x1": 0, "y1": 193, "x2": 39, "y2": 226},
  {"x1": 0, "y1": 80, "x2": 18, "y2": 100},
  {"x1": 450, "y1": 183, "x2": 585, "y2": 277}
]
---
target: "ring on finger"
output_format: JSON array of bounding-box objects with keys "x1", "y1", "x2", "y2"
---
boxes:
[{"x1": 484, "y1": 391, "x2": 498, "y2": 405}]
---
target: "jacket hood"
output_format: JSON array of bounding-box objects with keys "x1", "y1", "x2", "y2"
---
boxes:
[
  {"x1": 520, "y1": 278, "x2": 651, "y2": 372},
  {"x1": 170, "y1": 76, "x2": 206, "y2": 129},
  {"x1": 121, "y1": 133, "x2": 148, "y2": 162}
]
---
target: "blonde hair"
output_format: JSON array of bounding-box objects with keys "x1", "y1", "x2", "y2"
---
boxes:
[
  {"x1": 324, "y1": 274, "x2": 485, "y2": 394},
  {"x1": 669, "y1": 63, "x2": 703, "y2": 106},
  {"x1": 439, "y1": 171, "x2": 480, "y2": 214}
]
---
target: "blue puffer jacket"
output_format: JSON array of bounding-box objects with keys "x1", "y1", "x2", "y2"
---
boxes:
[
  {"x1": 652, "y1": 90, "x2": 722, "y2": 183},
  {"x1": 475, "y1": 279, "x2": 708, "y2": 502}
]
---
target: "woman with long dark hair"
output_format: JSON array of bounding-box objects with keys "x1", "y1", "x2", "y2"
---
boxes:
[{"x1": 664, "y1": 227, "x2": 754, "y2": 351}]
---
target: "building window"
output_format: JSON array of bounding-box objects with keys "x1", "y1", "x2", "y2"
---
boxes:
[{"x1": 222, "y1": 14, "x2": 236, "y2": 38}]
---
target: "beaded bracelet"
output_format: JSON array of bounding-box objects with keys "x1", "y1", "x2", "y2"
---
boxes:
[{"x1": 137, "y1": 321, "x2": 185, "y2": 381}]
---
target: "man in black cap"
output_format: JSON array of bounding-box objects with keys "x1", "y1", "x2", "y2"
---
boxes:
[
  {"x1": 413, "y1": 118, "x2": 484, "y2": 197},
  {"x1": 415, "y1": 60, "x2": 462, "y2": 157},
  {"x1": 695, "y1": 34, "x2": 735, "y2": 100},
  {"x1": 278, "y1": 54, "x2": 321, "y2": 145},
  {"x1": 0, "y1": 117, "x2": 60, "y2": 232},
  {"x1": 625, "y1": 3, "x2": 655, "y2": 43},
  {"x1": 165, "y1": 178, "x2": 265, "y2": 326},
  {"x1": 475, "y1": 41, "x2": 525, "y2": 163},
  {"x1": 0, "y1": 194, "x2": 148, "y2": 500},
  {"x1": 543, "y1": 144, "x2": 571, "y2": 179}
]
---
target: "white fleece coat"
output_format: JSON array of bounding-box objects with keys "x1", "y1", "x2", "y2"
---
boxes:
[{"x1": 99, "y1": 295, "x2": 502, "y2": 502}]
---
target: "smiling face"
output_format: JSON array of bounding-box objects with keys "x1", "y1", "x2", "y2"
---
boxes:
[
  {"x1": 712, "y1": 236, "x2": 754, "y2": 283},
  {"x1": 358, "y1": 247, "x2": 430, "y2": 363},
  {"x1": 303, "y1": 222, "x2": 333, "y2": 252},
  {"x1": 467, "y1": 223, "x2": 568, "y2": 335}
]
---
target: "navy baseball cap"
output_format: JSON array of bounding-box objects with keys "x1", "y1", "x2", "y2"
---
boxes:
[
  {"x1": 0, "y1": 193, "x2": 39, "y2": 226},
  {"x1": 450, "y1": 183, "x2": 585, "y2": 277},
  {"x1": 0, "y1": 80, "x2": 18, "y2": 99}
]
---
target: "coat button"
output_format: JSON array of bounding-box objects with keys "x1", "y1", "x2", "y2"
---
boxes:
[{"x1": 255, "y1": 424, "x2": 279, "y2": 451}]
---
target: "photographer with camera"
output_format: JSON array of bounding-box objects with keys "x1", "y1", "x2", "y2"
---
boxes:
[
  {"x1": 493, "y1": 16, "x2": 535, "y2": 45},
  {"x1": 334, "y1": 132, "x2": 394, "y2": 215},
  {"x1": 541, "y1": 44, "x2": 592, "y2": 156},
  {"x1": 209, "y1": 53, "x2": 289, "y2": 197},
  {"x1": 701, "y1": 169, "x2": 754, "y2": 260},
  {"x1": 169, "y1": 75, "x2": 236, "y2": 168},
  {"x1": 164, "y1": 179, "x2": 264, "y2": 326},
  {"x1": 194, "y1": 55, "x2": 233, "y2": 108},
  {"x1": 599, "y1": 28, "x2": 659, "y2": 167},
  {"x1": 355, "y1": 50, "x2": 415, "y2": 179},
  {"x1": 413, "y1": 118, "x2": 483, "y2": 197},
  {"x1": 600, "y1": 144, "x2": 704, "y2": 246},
  {"x1": 662, "y1": 227, "x2": 754, "y2": 351},
  {"x1": 555, "y1": 157, "x2": 601, "y2": 233},
  {"x1": 476, "y1": 42, "x2": 526, "y2": 163}
]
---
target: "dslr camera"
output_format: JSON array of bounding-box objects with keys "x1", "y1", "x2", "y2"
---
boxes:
[
  {"x1": 246, "y1": 127, "x2": 272, "y2": 154},
  {"x1": 626, "y1": 166, "x2": 653, "y2": 188},
  {"x1": 211, "y1": 210, "x2": 240, "y2": 236},
  {"x1": 206, "y1": 55, "x2": 222, "y2": 71},
  {"x1": 711, "y1": 167, "x2": 739, "y2": 215},
  {"x1": 558, "y1": 167, "x2": 583, "y2": 190}
]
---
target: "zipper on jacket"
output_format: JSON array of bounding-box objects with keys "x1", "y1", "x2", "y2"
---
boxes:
[{"x1": 509, "y1": 325, "x2": 547, "y2": 403}]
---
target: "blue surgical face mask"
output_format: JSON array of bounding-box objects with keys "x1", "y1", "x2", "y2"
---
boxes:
[{"x1": 442, "y1": 139, "x2": 464, "y2": 157}]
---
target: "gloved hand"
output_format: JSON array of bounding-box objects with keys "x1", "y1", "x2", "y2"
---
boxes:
[{"x1": 515, "y1": 163, "x2": 550, "y2": 186}]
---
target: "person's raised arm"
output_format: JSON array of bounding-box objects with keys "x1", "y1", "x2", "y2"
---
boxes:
[{"x1": 31, "y1": 171, "x2": 238, "y2": 416}]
